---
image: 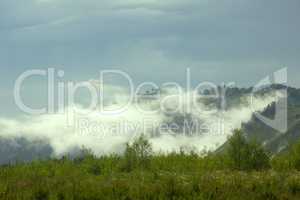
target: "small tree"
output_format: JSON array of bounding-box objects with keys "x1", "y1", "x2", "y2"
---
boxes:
[
  {"x1": 227, "y1": 129, "x2": 248, "y2": 170},
  {"x1": 246, "y1": 140, "x2": 270, "y2": 170},
  {"x1": 227, "y1": 129, "x2": 270, "y2": 171},
  {"x1": 272, "y1": 140, "x2": 300, "y2": 171},
  {"x1": 123, "y1": 134, "x2": 153, "y2": 171},
  {"x1": 289, "y1": 141, "x2": 300, "y2": 170}
]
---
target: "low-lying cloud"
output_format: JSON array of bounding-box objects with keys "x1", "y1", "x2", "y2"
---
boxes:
[{"x1": 0, "y1": 84, "x2": 275, "y2": 160}]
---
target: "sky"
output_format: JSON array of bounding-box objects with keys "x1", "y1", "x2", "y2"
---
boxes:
[{"x1": 0, "y1": 0, "x2": 299, "y2": 116}]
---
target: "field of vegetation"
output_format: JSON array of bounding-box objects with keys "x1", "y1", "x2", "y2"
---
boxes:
[{"x1": 1, "y1": 130, "x2": 300, "y2": 200}]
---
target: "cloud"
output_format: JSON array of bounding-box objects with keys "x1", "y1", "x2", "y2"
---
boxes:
[
  {"x1": 0, "y1": 84, "x2": 275, "y2": 157},
  {"x1": 0, "y1": 0, "x2": 299, "y2": 117}
]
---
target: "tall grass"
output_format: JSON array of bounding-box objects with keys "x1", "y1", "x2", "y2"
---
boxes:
[{"x1": 0, "y1": 130, "x2": 300, "y2": 199}]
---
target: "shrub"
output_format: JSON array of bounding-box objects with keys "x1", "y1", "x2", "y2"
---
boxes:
[
  {"x1": 227, "y1": 129, "x2": 270, "y2": 170},
  {"x1": 33, "y1": 188, "x2": 49, "y2": 200},
  {"x1": 290, "y1": 141, "x2": 300, "y2": 170},
  {"x1": 272, "y1": 140, "x2": 300, "y2": 171},
  {"x1": 122, "y1": 135, "x2": 153, "y2": 171}
]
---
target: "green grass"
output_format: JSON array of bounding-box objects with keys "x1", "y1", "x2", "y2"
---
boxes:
[
  {"x1": 1, "y1": 132, "x2": 300, "y2": 200},
  {"x1": 0, "y1": 153, "x2": 299, "y2": 200}
]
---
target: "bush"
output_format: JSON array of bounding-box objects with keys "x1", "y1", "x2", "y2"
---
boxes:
[
  {"x1": 33, "y1": 188, "x2": 49, "y2": 200},
  {"x1": 272, "y1": 140, "x2": 300, "y2": 171},
  {"x1": 290, "y1": 141, "x2": 300, "y2": 170},
  {"x1": 227, "y1": 129, "x2": 270, "y2": 171},
  {"x1": 122, "y1": 134, "x2": 153, "y2": 171}
]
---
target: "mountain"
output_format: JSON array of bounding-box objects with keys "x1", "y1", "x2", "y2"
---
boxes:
[
  {"x1": 1, "y1": 84, "x2": 300, "y2": 164},
  {"x1": 0, "y1": 137, "x2": 53, "y2": 165},
  {"x1": 218, "y1": 85, "x2": 300, "y2": 154}
]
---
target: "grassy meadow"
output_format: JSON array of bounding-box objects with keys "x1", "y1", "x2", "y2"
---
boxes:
[{"x1": 1, "y1": 130, "x2": 300, "y2": 200}]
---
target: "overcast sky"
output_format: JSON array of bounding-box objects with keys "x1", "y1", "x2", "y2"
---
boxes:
[{"x1": 0, "y1": 0, "x2": 299, "y2": 115}]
